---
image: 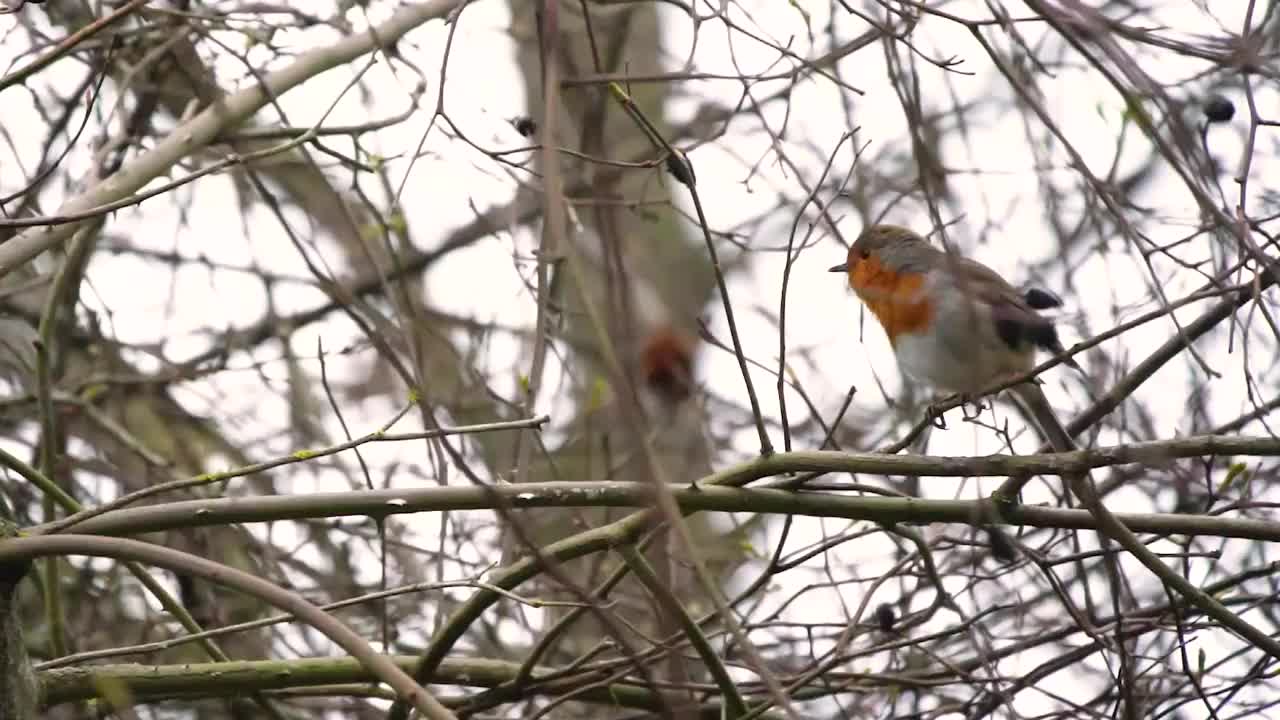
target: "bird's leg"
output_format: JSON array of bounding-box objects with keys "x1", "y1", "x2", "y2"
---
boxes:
[
  {"x1": 927, "y1": 392, "x2": 988, "y2": 428},
  {"x1": 958, "y1": 393, "x2": 985, "y2": 420},
  {"x1": 924, "y1": 399, "x2": 949, "y2": 429}
]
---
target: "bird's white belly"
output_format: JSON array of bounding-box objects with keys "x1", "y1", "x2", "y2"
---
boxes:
[
  {"x1": 893, "y1": 330, "x2": 1026, "y2": 394},
  {"x1": 894, "y1": 331, "x2": 970, "y2": 392}
]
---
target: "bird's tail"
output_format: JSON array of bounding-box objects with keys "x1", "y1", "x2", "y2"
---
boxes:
[
  {"x1": 1011, "y1": 382, "x2": 1076, "y2": 453},
  {"x1": 1046, "y1": 337, "x2": 1086, "y2": 376}
]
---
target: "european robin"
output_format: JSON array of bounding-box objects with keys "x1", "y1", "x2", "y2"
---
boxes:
[
  {"x1": 640, "y1": 326, "x2": 696, "y2": 404},
  {"x1": 829, "y1": 224, "x2": 1081, "y2": 451}
]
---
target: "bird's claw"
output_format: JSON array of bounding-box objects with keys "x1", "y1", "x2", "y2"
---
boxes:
[{"x1": 926, "y1": 402, "x2": 949, "y2": 429}]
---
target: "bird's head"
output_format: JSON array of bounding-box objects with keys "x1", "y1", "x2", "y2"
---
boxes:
[{"x1": 828, "y1": 224, "x2": 930, "y2": 275}]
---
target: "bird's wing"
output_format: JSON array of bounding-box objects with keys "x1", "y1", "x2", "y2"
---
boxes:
[{"x1": 948, "y1": 256, "x2": 1060, "y2": 353}]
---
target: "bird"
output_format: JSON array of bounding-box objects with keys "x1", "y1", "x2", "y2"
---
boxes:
[{"x1": 828, "y1": 224, "x2": 1081, "y2": 451}]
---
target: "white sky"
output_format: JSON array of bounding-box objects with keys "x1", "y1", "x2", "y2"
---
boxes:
[{"x1": 2, "y1": 0, "x2": 1276, "y2": 716}]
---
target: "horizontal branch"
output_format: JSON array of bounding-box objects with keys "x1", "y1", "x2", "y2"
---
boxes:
[
  {"x1": 39, "y1": 656, "x2": 706, "y2": 715},
  {"x1": 707, "y1": 435, "x2": 1279, "y2": 485},
  {"x1": 26, "y1": 434, "x2": 1280, "y2": 541}
]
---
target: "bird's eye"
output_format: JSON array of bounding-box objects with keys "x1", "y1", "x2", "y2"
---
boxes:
[{"x1": 859, "y1": 249, "x2": 871, "y2": 259}]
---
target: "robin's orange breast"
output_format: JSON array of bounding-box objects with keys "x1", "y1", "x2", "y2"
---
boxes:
[{"x1": 848, "y1": 255, "x2": 934, "y2": 346}]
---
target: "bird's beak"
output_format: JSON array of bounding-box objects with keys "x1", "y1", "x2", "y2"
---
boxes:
[{"x1": 828, "y1": 263, "x2": 848, "y2": 273}]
